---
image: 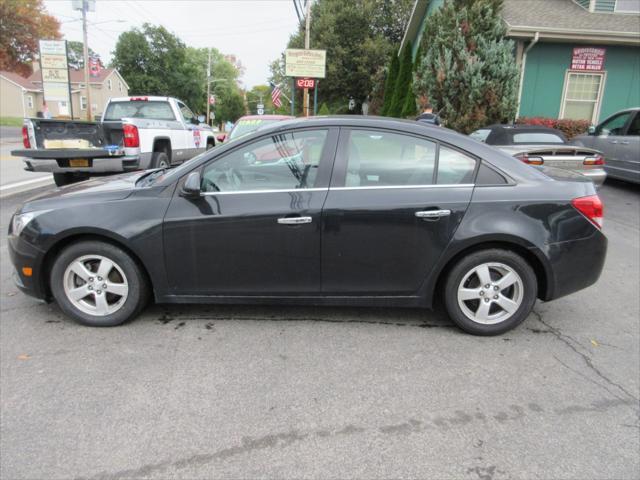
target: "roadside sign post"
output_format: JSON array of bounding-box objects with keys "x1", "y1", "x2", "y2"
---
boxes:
[
  {"x1": 39, "y1": 40, "x2": 73, "y2": 119},
  {"x1": 257, "y1": 103, "x2": 264, "y2": 115},
  {"x1": 314, "y1": 81, "x2": 318, "y2": 116},
  {"x1": 285, "y1": 49, "x2": 326, "y2": 117}
]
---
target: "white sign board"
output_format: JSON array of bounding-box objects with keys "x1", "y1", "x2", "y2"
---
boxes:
[
  {"x1": 285, "y1": 49, "x2": 326, "y2": 79},
  {"x1": 39, "y1": 40, "x2": 72, "y2": 105}
]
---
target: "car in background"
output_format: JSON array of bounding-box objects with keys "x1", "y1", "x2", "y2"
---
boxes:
[
  {"x1": 221, "y1": 114, "x2": 294, "y2": 143},
  {"x1": 8, "y1": 116, "x2": 607, "y2": 336},
  {"x1": 470, "y1": 124, "x2": 606, "y2": 187},
  {"x1": 572, "y1": 107, "x2": 640, "y2": 184}
]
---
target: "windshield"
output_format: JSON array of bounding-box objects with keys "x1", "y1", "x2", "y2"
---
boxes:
[
  {"x1": 104, "y1": 101, "x2": 175, "y2": 121},
  {"x1": 228, "y1": 119, "x2": 280, "y2": 140}
]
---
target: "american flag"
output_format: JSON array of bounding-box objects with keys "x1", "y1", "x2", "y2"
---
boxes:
[{"x1": 271, "y1": 83, "x2": 282, "y2": 108}]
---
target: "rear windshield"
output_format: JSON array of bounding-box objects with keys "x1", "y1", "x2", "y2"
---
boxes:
[
  {"x1": 228, "y1": 119, "x2": 280, "y2": 140},
  {"x1": 511, "y1": 132, "x2": 565, "y2": 144},
  {"x1": 104, "y1": 101, "x2": 175, "y2": 121}
]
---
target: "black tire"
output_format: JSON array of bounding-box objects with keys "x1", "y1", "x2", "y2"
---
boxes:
[
  {"x1": 50, "y1": 241, "x2": 150, "y2": 327},
  {"x1": 206, "y1": 140, "x2": 215, "y2": 150},
  {"x1": 150, "y1": 151, "x2": 170, "y2": 169},
  {"x1": 443, "y1": 249, "x2": 537, "y2": 336},
  {"x1": 53, "y1": 172, "x2": 86, "y2": 187}
]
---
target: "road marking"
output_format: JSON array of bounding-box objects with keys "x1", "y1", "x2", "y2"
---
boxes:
[{"x1": 0, "y1": 176, "x2": 53, "y2": 192}]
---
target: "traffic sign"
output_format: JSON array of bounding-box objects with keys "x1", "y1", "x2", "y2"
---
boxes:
[
  {"x1": 295, "y1": 78, "x2": 316, "y2": 89},
  {"x1": 209, "y1": 95, "x2": 216, "y2": 105},
  {"x1": 257, "y1": 108, "x2": 264, "y2": 115}
]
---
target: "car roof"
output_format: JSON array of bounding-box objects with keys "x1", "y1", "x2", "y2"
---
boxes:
[
  {"x1": 483, "y1": 124, "x2": 564, "y2": 134},
  {"x1": 236, "y1": 115, "x2": 294, "y2": 121}
]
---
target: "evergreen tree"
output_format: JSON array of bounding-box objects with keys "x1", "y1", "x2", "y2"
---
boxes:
[
  {"x1": 414, "y1": 0, "x2": 518, "y2": 133},
  {"x1": 401, "y1": 85, "x2": 417, "y2": 118},
  {"x1": 318, "y1": 103, "x2": 331, "y2": 115},
  {"x1": 388, "y1": 41, "x2": 413, "y2": 117},
  {"x1": 381, "y1": 53, "x2": 399, "y2": 116}
]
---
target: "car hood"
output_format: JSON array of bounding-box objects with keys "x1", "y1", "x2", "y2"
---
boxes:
[
  {"x1": 496, "y1": 144, "x2": 602, "y2": 156},
  {"x1": 19, "y1": 170, "x2": 149, "y2": 213}
]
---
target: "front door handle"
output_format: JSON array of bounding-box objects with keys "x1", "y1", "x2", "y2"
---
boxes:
[
  {"x1": 620, "y1": 141, "x2": 630, "y2": 145},
  {"x1": 609, "y1": 140, "x2": 618, "y2": 144},
  {"x1": 415, "y1": 209, "x2": 451, "y2": 219},
  {"x1": 277, "y1": 216, "x2": 312, "y2": 225}
]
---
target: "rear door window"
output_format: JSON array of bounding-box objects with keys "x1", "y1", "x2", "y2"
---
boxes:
[{"x1": 436, "y1": 147, "x2": 477, "y2": 184}]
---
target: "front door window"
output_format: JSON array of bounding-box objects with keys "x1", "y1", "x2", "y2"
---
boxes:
[
  {"x1": 596, "y1": 111, "x2": 633, "y2": 136},
  {"x1": 201, "y1": 130, "x2": 328, "y2": 192}
]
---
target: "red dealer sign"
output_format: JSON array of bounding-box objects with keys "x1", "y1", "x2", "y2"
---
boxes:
[{"x1": 571, "y1": 47, "x2": 606, "y2": 71}]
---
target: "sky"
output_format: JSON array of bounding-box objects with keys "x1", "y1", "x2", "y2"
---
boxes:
[{"x1": 43, "y1": 0, "x2": 301, "y2": 88}]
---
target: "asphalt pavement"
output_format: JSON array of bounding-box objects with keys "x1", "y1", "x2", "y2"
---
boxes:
[
  {"x1": 0, "y1": 180, "x2": 638, "y2": 479},
  {"x1": 0, "y1": 129, "x2": 53, "y2": 197}
]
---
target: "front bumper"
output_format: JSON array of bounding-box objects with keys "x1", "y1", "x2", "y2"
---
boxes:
[
  {"x1": 23, "y1": 155, "x2": 141, "y2": 174},
  {"x1": 8, "y1": 233, "x2": 48, "y2": 301}
]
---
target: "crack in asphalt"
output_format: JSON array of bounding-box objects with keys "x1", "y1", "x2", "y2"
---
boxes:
[
  {"x1": 531, "y1": 308, "x2": 639, "y2": 404},
  {"x1": 77, "y1": 398, "x2": 636, "y2": 480}
]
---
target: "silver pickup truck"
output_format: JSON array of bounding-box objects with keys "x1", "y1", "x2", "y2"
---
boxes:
[{"x1": 13, "y1": 96, "x2": 216, "y2": 186}]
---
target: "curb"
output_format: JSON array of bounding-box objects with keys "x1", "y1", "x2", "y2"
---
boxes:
[{"x1": 0, "y1": 177, "x2": 54, "y2": 199}]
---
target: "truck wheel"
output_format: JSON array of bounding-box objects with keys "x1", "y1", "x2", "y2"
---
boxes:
[
  {"x1": 53, "y1": 173, "x2": 86, "y2": 187},
  {"x1": 151, "y1": 151, "x2": 170, "y2": 169}
]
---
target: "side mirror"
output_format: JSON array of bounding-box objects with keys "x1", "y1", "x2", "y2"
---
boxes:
[
  {"x1": 197, "y1": 115, "x2": 205, "y2": 123},
  {"x1": 181, "y1": 171, "x2": 201, "y2": 198},
  {"x1": 588, "y1": 125, "x2": 596, "y2": 135},
  {"x1": 190, "y1": 117, "x2": 200, "y2": 125}
]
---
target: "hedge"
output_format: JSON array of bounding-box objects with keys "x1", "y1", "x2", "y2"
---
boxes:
[{"x1": 516, "y1": 117, "x2": 590, "y2": 140}]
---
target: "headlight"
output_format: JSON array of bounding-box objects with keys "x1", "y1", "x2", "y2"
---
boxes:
[{"x1": 11, "y1": 210, "x2": 49, "y2": 237}]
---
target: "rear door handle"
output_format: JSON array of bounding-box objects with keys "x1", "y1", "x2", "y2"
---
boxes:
[
  {"x1": 609, "y1": 140, "x2": 618, "y2": 144},
  {"x1": 277, "y1": 216, "x2": 312, "y2": 225},
  {"x1": 620, "y1": 141, "x2": 630, "y2": 145},
  {"x1": 415, "y1": 209, "x2": 451, "y2": 219}
]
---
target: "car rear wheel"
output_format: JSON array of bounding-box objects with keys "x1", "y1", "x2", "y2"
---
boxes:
[
  {"x1": 53, "y1": 172, "x2": 88, "y2": 187},
  {"x1": 443, "y1": 249, "x2": 537, "y2": 335},
  {"x1": 50, "y1": 241, "x2": 149, "y2": 327}
]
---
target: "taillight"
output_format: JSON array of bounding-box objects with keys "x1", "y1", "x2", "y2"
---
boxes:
[
  {"x1": 123, "y1": 124, "x2": 139, "y2": 148},
  {"x1": 583, "y1": 154, "x2": 605, "y2": 166},
  {"x1": 516, "y1": 153, "x2": 543, "y2": 166},
  {"x1": 22, "y1": 125, "x2": 30, "y2": 148},
  {"x1": 572, "y1": 194, "x2": 603, "y2": 229}
]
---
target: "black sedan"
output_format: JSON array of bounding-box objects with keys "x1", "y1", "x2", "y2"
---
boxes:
[{"x1": 8, "y1": 117, "x2": 607, "y2": 335}]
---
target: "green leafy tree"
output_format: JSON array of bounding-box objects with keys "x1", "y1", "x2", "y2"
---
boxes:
[
  {"x1": 318, "y1": 103, "x2": 330, "y2": 115},
  {"x1": 381, "y1": 53, "x2": 399, "y2": 116},
  {"x1": 414, "y1": 0, "x2": 519, "y2": 133},
  {"x1": 388, "y1": 41, "x2": 412, "y2": 117},
  {"x1": 270, "y1": 0, "x2": 413, "y2": 115},
  {"x1": 66, "y1": 41, "x2": 100, "y2": 70}
]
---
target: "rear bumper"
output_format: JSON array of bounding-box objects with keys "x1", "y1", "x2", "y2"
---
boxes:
[
  {"x1": 543, "y1": 228, "x2": 607, "y2": 301},
  {"x1": 22, "y1": 155, "x2": 144, "y2": 174},
  {"x1": 579, "y1": 168, "x2": 607, "y2": 187}
]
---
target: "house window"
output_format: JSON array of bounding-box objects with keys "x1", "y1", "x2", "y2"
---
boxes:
[
  {"x1": 26, "y1": 95, "x2": 34, "y2": 109},
  {"x1": 107, "y1": 79, "x2": 112, "y2": 90},
  {"x1": 81, "y1": 96, "x2": 87, "y2": 110},
  {"x1": 118, "y1": 81, "x2": 122, "y2": 92},
  {"x1": 560, "y1": 72, "x2": 605, "y2": 123},
  {"x1": 615, "y1": 0, "x2": 640, "y2": 12}
]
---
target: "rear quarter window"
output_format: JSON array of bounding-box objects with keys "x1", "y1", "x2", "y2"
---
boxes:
[{"x1": 470, "y1": 129, "x2": 491, "y2": 143}]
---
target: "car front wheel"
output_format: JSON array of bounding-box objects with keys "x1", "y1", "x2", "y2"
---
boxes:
[
  {"x1": 50, "y1": 241, "x2": 149, "y2": 326},
  {"x1": 444, "y1": 249, "x2": 537, "y2": 335}
]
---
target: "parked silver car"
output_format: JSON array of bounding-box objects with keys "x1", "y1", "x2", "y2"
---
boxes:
[
  {"x1": 470, "y1": 124, "x2": 606, "y2": 187},
  {"x1": 572, "y1": 107, "x2": 640, "y2": 184}
]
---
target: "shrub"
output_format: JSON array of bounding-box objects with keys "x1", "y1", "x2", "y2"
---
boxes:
[
  {"x1": 318, "y1": 103, "x2": 331, "y2": 115},
  {"x1": 516, "y1": 117, "x2": 590, "y2": 140}
]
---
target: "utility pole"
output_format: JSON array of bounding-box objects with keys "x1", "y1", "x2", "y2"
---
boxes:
[
  {"x1": 303, "y1": 0, "x2": 311, "y2": 116},
  {"x1": 81, "y1": 0, "x2": 91, "y2": 121},
  {"x1": 206, "y1": 48, "x2": 211, "y2": 126}
]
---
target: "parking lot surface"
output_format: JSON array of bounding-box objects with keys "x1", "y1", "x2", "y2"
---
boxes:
[{"x1": 1, "y1": 180, "x2": 638, "y2": 480}]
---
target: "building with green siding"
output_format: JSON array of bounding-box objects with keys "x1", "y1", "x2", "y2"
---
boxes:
[{"x1": 400, "y1": 0, "x2": 640, "y2": 124}]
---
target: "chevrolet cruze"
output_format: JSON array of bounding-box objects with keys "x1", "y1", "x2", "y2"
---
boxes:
[{"x1": 8, "y1": 117, "x2": 607, "y2": 335}]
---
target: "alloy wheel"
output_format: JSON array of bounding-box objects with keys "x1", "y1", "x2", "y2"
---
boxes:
[
  {"x1": 456, "y1": 262, "x2": 524, "y2": 325},
  {"x1": 63, "y1": 254, "x2": 129, "y2": 316}
]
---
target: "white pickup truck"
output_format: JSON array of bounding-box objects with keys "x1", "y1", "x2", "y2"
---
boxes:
[{"x1": 13, "y1": 96, "x2": 216, "y2": 186}]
